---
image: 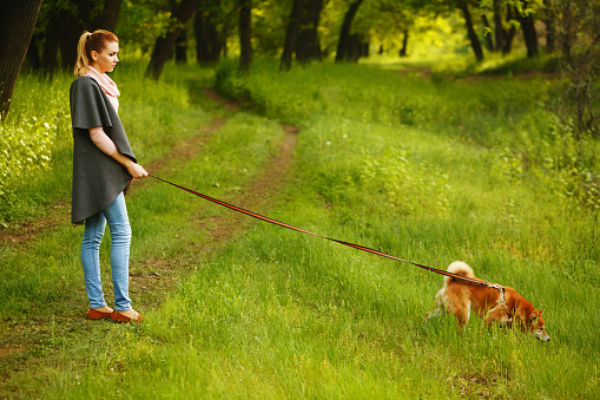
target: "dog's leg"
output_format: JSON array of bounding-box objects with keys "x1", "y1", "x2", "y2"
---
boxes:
[
  {"x1": 425, "y1": 289, "x2": 446, "y2": 321},
  {"x1": 455, "y1": 304, "x2": 470, "y2": 327},
  {"x1": 442, "y1": 287, "x2": 471, "y2": 328},
  {"x1": 486, "y1": 306, "x2": 512, "y2": 327},
  {"x1": 426, "y1": 306, "x2": 444, "y2": 321}
]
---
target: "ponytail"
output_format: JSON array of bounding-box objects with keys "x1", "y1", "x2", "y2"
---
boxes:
[
  {"x1": 73, "y1": 30, "x2": 119, "y2": 77},
  {"x1": 74, "y1": 31, "x2": 92, "y2": 77}
]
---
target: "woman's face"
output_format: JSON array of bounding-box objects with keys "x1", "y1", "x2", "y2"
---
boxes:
[{"x1": 90, "y1": 41, "x2": 119, "y2": 74}]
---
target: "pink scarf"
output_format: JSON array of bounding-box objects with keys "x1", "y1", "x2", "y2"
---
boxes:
[{"x1": 84, "y1": 66, "x2": 120, "y2": 112}]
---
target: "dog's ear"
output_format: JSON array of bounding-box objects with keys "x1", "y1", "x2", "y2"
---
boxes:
[{"x1": 539, "y1": 309, "x2": 545, "y2": 315}]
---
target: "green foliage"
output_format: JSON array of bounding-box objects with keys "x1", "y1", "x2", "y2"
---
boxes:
[
  {"x1": 214, "y1": 59, "x2": 253, "y2": 100},
  {"x1": 0, "y1": 75, "x2": 71, "y2": 225},
  {"x1": 116, "y1": 0, "x2": 174, "y2": 54}
]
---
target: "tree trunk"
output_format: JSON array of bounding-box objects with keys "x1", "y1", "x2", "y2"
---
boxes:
[
  {"x1": 482, "y1": 14, "x2": 495, "y2": 51},
  {"x1": 41, "y1": 28, "x2": 58, "y2": 74},
  {"x1": 146, "y1": 0, "x2": 201, "y2": 80},
  {"x1": 344, "y1": 33, "x2": 368, "y2": 61},
  {"x1": 542, "y1": 0, "x2": 556, "y2": 52},
  {"x1": 502, "y1": 5, "x2": 517, "y2": 54},
  {"x1": 57, "y1": 0, "x2": 98, "y2": 70},
  {"x1": 92, "y1": 0, "x2": 123, "y2": 31},
  {"x1": 26, "y1": 33, "x2": 42, "y2": 70},
  {"x1": 399, "y1": 29, "x2": 409, "y2": 57},
  {"x1": 0, "y1": 0, "x2": 42, "y2": 119},
  {"x1": 493, "y1": 0, "x2": 504, "y2": 53},
  {"x1": 194, "y1": 7, "x2": 223, "y2": 65},
  {"x1": 41, "y1": 19, "x2": 60, "y2": 73},
  {"x1": 296, "y1": 0, "x2": 324, "y2": 63},
  {"x1": 280, "y1": 0, "x2": 303, "y2": 71},
  {"x1": 58, "y1": 10, "x2": 81, "y2": 70},
  {"x1": 335, "y1": 0, "x2": 363, "y2": 62},
  {"x1": 458, "y1": 2, "x2": 484, "y2": 61},
  {"x1": 517, "y1": 1, "x2": 539, "y2": 57},
  {"x1": 175, "y1": 29, "x2": 188, "y2": 64},
  {"x1": 238, "y1": 0, "x2": 252, "y2": 72}
]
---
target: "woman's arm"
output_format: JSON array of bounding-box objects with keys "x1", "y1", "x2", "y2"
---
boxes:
[
  {"x1": 89, "y1": 126, "x2": 117, "y2": 156},
  {"x1": 88, "y1": 126, "x2": 148, "y2": 178}
]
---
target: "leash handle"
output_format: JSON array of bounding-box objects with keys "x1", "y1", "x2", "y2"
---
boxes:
[{"x1": 149, "y1": 175, "x2": 498, "y2": 288}]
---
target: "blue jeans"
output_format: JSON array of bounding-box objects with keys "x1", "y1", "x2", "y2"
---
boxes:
[{"x1": 81, "y1": 192, "x2": 132, "y2": 311}]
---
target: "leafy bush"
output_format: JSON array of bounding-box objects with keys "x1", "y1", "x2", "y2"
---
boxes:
[
  {"x1": 0, "y1": 77, "x2": 71, "y2": 224},
  {"x1": 214, "y1": 59, "x2": 253, "y2": 101}
]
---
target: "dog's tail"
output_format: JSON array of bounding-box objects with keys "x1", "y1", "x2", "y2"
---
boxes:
[{"x1": 444, "y1": 261, "x2": 475, "y2": 286}]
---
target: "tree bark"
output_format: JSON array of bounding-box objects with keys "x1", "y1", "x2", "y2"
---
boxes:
[
  {"x1": 238, "y1": 0, "x2": 252, "y2": 72},
  {"x1": 458, "y1": 1, "x2": 484, "y2": 61},
  {"x1": 92, "y1": 0, "x2": 123, "y2": 31},
  {"x1": 194, "y1": 6, "x2": 223, "y2": 65},
  {"x1": 26, "y1": 33, "x2": 42, "y2": 70},
  {"x1": 335, "y1": 0, "x2": 364, "y2": 62},
  {"x1": 296, "y1": 0, "x2": 324, "y2": 63},
  {"x1": 41, "y1": 17, "x2": 61, "y2": 73},
  {"x1": 58, "y1": 10, "x2": 81, "y2": 70},
  {"x1": 399, "y1": 29, "x2": 409, "y2": 57},
  {"x1": 0, "y1": 0, "x2": 43, "y2": 119},
  {"x1": 502, "y1": 5, "x2": 517, "y2": 54},
  {"x1": 280, "y1": 0, "x2": 303, "y2": 71},
  {"x1": 542, "y1": 0, "x2": 556, "y2": 52},
  {"x1": 493, "y1": 0, "x2": 504, "y2": 53},
  {"x1": 482, "y1": 14, "x2": 495, "y2": 51},
  {"x1": 175, "y1": 29, "x2": 188, "y2": 64},
  {"x1": 57, "y1": 0, "x2": 99, "y2": 70},
  {"x1": 146, "y1": 0, "x2": 202, "y2": 80},
  {"x1": 516, "y1": 0, "x2": 539, "y2": 57}
]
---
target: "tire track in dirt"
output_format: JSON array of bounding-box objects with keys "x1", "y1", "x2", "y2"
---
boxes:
[{"x1": 130, "y1": 90, "x2": 299, "y2": 308}]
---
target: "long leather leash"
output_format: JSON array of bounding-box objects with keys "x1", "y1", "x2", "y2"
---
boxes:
[{"x1": 149, "y1": 174, "x2": 501, "y2": 289}]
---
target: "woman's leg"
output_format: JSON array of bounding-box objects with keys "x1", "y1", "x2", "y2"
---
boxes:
[
  {"x1": 103, "y1": 192, "x2": 133, "y2": 311},
  {"x1": 81, "y1": 212, "x2": 108, "y2": 309}
]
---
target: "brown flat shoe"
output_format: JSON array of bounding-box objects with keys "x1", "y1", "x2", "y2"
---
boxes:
[
  {"x1": 86, "y1": 308, "x2": 113, "y2": 320},
  {"x1": 111, "y1": 310, "x2": 144, "y2": 323}
]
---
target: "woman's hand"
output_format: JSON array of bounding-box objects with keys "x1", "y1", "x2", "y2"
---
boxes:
[
  {"x1": 127, "y1": 162, "x2": 148, "y2": 178},
  {"x1": 111, "y1": 151, "x2": 149, "y2": 178}
]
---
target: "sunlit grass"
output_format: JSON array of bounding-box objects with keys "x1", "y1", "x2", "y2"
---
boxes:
[{"x1": 1, "y1": 58, "x2": 599, "y2": 399}]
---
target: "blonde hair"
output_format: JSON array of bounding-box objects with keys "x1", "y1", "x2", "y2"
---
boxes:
[{"x1": 74, "y1": 30, "x2": 119, "y2": 77}]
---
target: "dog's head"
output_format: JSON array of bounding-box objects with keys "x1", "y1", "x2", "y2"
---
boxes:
[{"x1": 529, "y1": 309, "x2": 550, "y2": 342}]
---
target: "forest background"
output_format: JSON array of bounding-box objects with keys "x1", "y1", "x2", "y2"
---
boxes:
[{"x1": 1, "y1": 0, "x2": 599, "y2": 398}]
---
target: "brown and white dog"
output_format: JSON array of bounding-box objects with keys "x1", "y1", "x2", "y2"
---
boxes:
[{"x1": 426, "y1": 261, "x2": 550, "y2": 341}]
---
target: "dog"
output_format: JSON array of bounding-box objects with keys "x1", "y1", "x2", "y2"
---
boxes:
[{"x1": 426, "y1": 261, "x2": 550, "y2": 342}]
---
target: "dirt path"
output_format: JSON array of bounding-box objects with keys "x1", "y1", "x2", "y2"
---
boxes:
[
  {"x1": 0, "y1": 88, "x2": 299, "y2": 392},
  {"x1": 130, "y1": 105, "x2": 298, "y2": 308}
]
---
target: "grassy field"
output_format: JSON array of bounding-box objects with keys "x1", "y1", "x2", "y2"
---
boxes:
[{"x1": 1, "y1": 58, "x2": 599, "y2": 399}]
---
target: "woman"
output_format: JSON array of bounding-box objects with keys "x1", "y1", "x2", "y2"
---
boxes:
[{"x1": 70, "y1": 30, "x2": 147, "y2": 322}]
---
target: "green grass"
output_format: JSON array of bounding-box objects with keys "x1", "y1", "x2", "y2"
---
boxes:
[{"x1": 1, "y1": 58, "x2": 599, "y2": 399}]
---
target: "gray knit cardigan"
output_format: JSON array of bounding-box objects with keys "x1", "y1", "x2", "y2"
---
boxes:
[{"x1": 70, "y1": 76, "x2": 136, "y2": 224}]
